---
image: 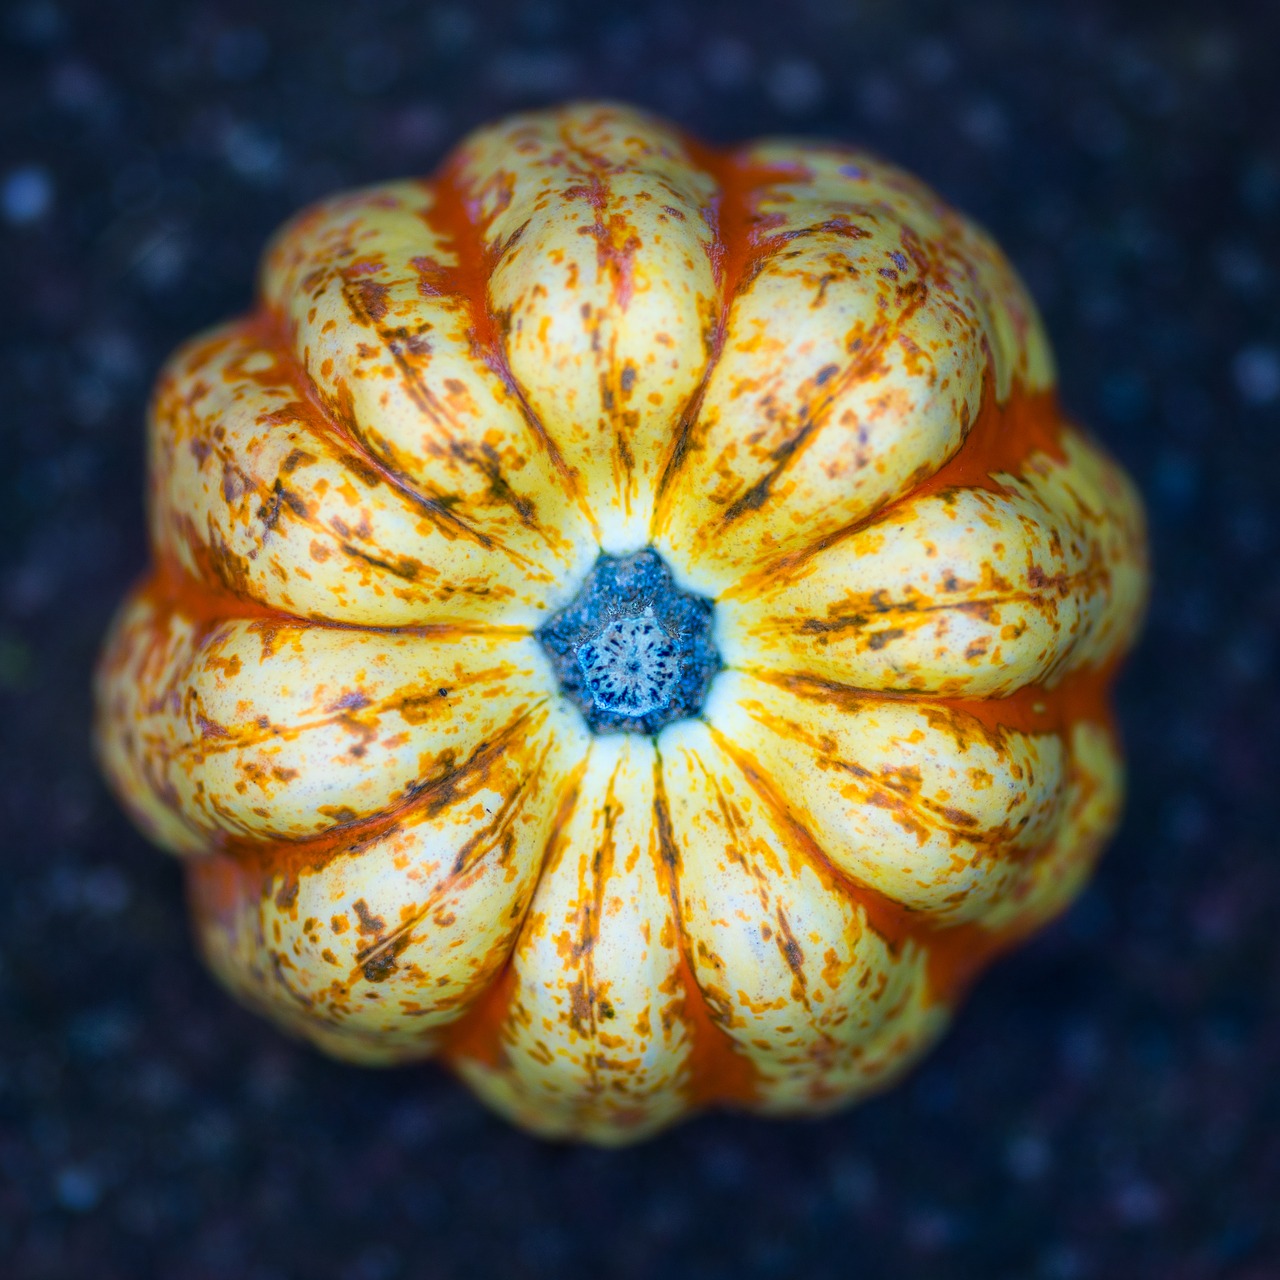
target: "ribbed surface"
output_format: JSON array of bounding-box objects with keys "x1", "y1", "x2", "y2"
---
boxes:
[{"x1": 94, "y1": 101, "x2": 1147, "y2": 1143}]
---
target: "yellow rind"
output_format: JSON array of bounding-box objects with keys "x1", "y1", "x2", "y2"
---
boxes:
[{"x1": 94, "y1": 102, "x2": 1150, "y2": 1145}]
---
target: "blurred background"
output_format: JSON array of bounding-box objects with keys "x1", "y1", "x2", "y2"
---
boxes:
[{"x1": 0, "y1": 1, "x2": 1276, "y2": 1276}]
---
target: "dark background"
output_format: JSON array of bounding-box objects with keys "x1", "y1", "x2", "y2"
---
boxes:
[{"x1": 1, "y1": 1, "x2": 1277, "y2": 1276}]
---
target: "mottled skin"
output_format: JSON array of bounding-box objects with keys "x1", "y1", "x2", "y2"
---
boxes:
[{"x1": 95, "y1": 102, "x2": 1148, "y2": 1145}]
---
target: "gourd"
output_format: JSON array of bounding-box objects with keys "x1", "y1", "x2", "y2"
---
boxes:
[{"x1": 95, "y1": 102, "x2": 1148, "y2": 1144}]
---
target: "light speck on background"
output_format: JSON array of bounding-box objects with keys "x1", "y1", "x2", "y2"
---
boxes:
[
  {"x1": 486, "y1": 48, "x2": 578, "y2": 97},
  {"x1": 702, "y1": 35, "x2": 754, "y2": 90},
  {"x1": 53, "y1": 1166, "x2": 101, "y2": 1213},
  {"x1": 1233, "y1": 344, "x2": 1280, "y2": 405},
  {"x1": 2, "y1": 165, "x2": 54, "y2": 225},
  {"x1": 220, "y1": 122, "x2": 284, "y2": 184},
  {"x1": 766, "y1": 57, "x2": 825, "y2": 116}
]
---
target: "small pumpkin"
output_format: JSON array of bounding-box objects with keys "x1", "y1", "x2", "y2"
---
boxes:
[{"x1": 95, "y1": 102, "x2": 1147, "y2": 1143}]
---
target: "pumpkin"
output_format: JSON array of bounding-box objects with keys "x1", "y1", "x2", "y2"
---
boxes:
[{"x1": 95, "y1": 101, "x2": 1148, "y2": 1144}]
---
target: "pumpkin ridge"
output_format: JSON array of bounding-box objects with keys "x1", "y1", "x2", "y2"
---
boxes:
[
  {"x1": 713, "y1": 227, "x2": 940, "y2": 530},
  {"x1": 438, "y1": 749, "x2": 590, "y2": 1066},
  {"x1": 254, "y1": 309, "x2": 554, "y2": 575},
  {"x1": 147, "y1": 555, "x2": 538, "y2": 637},
  {"x1": 347, "y1": 729, "x2": 561, "y2": 986},
  {"x1": 650, "y1": 141, "x2": 789, "y2": 528},
  {"x1": 452, "y1": 103, "x2": 723, "y2": 553},
  {"x1": 327, "y1": 264, "x2": 564, "y2": 551},
  {"x1": 700, "y1": 720, "x2": 1034, "y2": 1005},
  {"x1": 158, "y1": 563, "x2": 549, "y2": 648},
  {"x1": 720, "y1": 372, "x2": 1063, "y2": 602},
  {"x1": 701, "y1": 721, "x2": 933, "y2": 953},
  {"x1": 544, "y1": 110, "x2": 704, "y2": 538},
  {"x1": 650, "y1": 745, "x2": 762, "y2": 1105},
  {"x1": 426, "y1": 154, "x2": 601, "y2": 544},
  {"x1": 165, "y1": 658, "x2": 550, "y2": 764},
  {"x1": 745, "y1": 665, "x2": 1115, "y2": 741},
  {"x1": 739, "y1": 550, "x2": 1115, "y2": 677},
  {"x1": 565, "y1": 742, "x2": 628, "y2": 1104},
  {"x1": 213, "y1": 702, "x2": 545, "y2": 876}
]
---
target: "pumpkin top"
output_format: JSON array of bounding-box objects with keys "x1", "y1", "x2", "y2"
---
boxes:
[{"x1": 97, "y1": 101, "x2": 1149, "y2": 1144}]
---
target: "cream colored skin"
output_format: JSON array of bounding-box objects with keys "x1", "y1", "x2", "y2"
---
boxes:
[{"x1": 96, "y1": 102, "x2": 1148, "y2": 1144}]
